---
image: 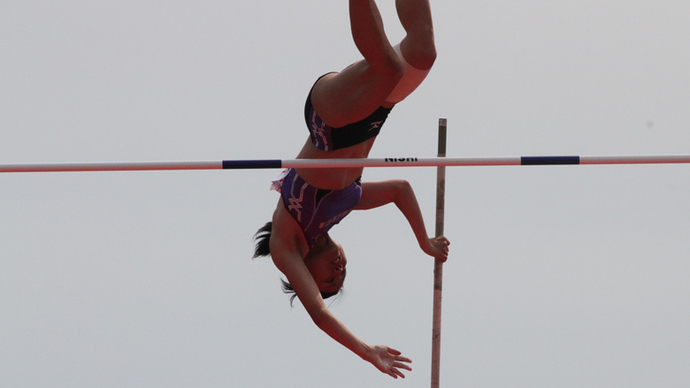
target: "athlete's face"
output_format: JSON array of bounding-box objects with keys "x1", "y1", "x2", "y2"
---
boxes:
[{"x1": 304, "y1": 240, "x2": 347, "y2": 294}]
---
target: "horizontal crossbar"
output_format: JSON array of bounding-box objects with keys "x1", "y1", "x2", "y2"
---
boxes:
[{"x1": 2, "y1": 155, "x2": 690, "y2": 173}]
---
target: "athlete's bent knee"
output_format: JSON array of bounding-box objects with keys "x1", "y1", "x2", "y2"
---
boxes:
[{"x1": 384, "y1": 44, "x2": 432, "y2": 104}]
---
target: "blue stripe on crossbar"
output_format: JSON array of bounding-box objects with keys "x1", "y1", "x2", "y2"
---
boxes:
[
  {"x1": 222, "y1": 160, "x2": 282, "y2": 169},
  {"x1": 521, "y1": 156, "x2": 580, "y2": 165}
]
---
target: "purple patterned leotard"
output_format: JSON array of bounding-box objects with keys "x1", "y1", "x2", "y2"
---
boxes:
[{"x1": 275, "y1": 169, "x2": 361, "y2": 247}]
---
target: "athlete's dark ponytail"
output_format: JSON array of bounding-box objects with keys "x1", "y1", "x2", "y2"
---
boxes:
[{"x1": 252, "y1": 222, "x2": 272, "y2": 258}]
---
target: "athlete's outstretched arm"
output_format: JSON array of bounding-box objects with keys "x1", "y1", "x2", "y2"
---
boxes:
[
  {"x1": 270, "y1": 204, "x2": 412, "y2": 378},
  {"x1": 356, "y1": 180, "x2": 450, "y2": 260}
]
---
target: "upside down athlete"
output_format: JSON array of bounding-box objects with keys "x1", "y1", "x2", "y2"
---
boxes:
[{"x1": 253, "y1": 0, "x2": 450, "y2": 379}]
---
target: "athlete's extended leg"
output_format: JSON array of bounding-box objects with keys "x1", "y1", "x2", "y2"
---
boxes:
[
  {"x1": 396, "y1": 0, "x2": 437, "y2": 70},
  {"x1": 383, "y1": 0, "x2": 437, "y2": 104},
  {"x1": 311, "y1": 0, "x2": 404, "y2": 128}
]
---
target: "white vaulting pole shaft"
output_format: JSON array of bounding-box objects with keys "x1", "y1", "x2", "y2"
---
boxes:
[{"x1": 431, "y1": 118, "x2": 447, "y2": 388}]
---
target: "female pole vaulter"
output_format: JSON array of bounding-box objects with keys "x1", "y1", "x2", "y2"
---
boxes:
[{"x1": 253, "y1": 0, "x2": 449, "y2": 379}]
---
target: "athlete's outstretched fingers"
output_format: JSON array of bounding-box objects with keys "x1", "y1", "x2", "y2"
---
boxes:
[{"x1": 394, "y1": 362, "x2": 412, "y2": 371}]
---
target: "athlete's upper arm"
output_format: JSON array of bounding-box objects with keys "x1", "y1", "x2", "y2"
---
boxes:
[
  {"x1": 270, "y1": 204, "x2": 329, "y2": 322},
  {"x1": 271, "y1": 246, "x2": 329, "y2": 322},
  {"x1": 355, "y1": 180, "x2": 406, "y2": 210}
]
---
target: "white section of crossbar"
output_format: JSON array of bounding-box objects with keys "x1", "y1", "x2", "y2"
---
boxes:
[{"x1": 0, "y1": 161, "x2": 223, "y2": 173}]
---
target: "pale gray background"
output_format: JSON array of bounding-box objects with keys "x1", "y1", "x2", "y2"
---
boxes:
[{"x1": 2, "y1": 1, "x2": 689, "y2": 387}]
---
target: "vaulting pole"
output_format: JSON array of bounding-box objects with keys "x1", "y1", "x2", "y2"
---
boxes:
[{"x1": 431, "y1": 118, "x2": 447, "y2": 388}]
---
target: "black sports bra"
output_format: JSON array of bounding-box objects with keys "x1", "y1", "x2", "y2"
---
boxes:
[{"x1": 304, "y1": 77, "x2": 393, "y2": 151}]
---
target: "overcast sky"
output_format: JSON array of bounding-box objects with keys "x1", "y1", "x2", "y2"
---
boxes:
[{"x1": 2, "y1": 1, "x2": 689, "y2": 387}]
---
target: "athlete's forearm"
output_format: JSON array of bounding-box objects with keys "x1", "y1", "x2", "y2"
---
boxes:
[
  {"x1": 392, "y1": 181, "x2": 433, "y2": 252},
  {"x1": 310, "y1": 307, "x2": 374, "y2": 362}
]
